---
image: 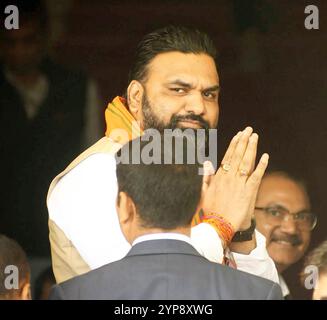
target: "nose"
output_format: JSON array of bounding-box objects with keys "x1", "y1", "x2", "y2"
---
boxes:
[
  {"x1": 184, "y1": 93, "x2": 206, "y2": 115},
  {"x1": 280, "y1": 215, "x2": 298, "y2": 234}
]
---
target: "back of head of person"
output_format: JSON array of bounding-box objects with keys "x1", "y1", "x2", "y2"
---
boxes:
[
  {"x1": 0, "y1": 234, "x2": 31, "y2": 300},
  {"x1": 115, "y1": 132, "x2": 203, "y2": 244},
  {"x1": 302, "y1": 240, "x2": 327, "y2": 300}
]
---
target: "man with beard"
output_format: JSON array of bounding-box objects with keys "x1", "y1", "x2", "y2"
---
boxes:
[
  {"x1": 47, "y1": 25, "x2": 278, "y2": 284},
  {"x1": 255, "y1": 171, "x2": 317, "y2": 298}
]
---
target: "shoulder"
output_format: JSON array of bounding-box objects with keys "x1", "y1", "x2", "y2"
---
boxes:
[
  {"x1": 213, "y1": 263, "x2": 282, "y2": 299},
  {"x1": 51, "y1": 260, "x2": 124, "y2": 299},
  {"x1": 48, "y1": 151, "x2": 117, "y2": 224},
  {"x1": 50, "y1": 152, "x2": 117, "y2": 201},
  {"x1": 48, "y1": 136, "x2": 123, "y2": 200}
]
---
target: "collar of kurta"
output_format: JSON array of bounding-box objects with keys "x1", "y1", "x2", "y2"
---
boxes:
[{"x1": 105, "y1": 96, "x2": 143, "y2": 144}]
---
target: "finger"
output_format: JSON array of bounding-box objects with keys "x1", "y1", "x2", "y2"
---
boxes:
[
  {"x1": 220, "y1": 131, "x2": 242, "y2": 166},
  {"x1": 246, "y1": 153, "x2": 266, "y2": 219},
  {"x1": 202, "y1": 161, "x2": 215, "y2": 193},
  {"x1": 238, "y1": 133, "x2": 258, "y2": 179},
  {"x1": 249, "y1": 183, "x2": 260, "y2": 219},
  {"x1": 229, "y1": 126, "x2": 253, "y2": 173},
  {"x1": 250, "y1": 134, "x2": 258, "y2": 173},
  {"x1": 247, "y1": 176, "x2": 260, "y2": 219},
  {"x1": 246, "y1": 153, "x2": 269, "y2": 188},
  {"x1": 250, "y1": 133, "x2": 259, "y2": 174},
  {"x1": 203, "y1": 161, "x2": 215, "y2": 176}
]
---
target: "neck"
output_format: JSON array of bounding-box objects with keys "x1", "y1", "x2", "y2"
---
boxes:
[
  {"x1": 131, "y1": 226, "x2": 191, "y2": 244},
  {"x1": 276, "y1": 262, "x2": 290, "y2": 274}
]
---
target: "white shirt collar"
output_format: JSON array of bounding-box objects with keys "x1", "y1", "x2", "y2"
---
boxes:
[
  {"x1": 132, "y1": 233, "x2": 192, "y2": 247},
  {"x1": 4, "y1": 68, "x2": 48, "y2": 119},
  {"x1": 278, "y1": 274, "x2": 290, "y2": 297}
]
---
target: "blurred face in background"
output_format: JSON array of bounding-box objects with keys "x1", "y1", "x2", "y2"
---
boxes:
[
  {"x1": 0, "y1": 18, "x2": 46, "y2": 76},
  {"x1": 255, "y1": 174, "x2": 314, "y2": 273},
  {"x1": 313, "y1": 272, "x2": 327, "y2": 300}
]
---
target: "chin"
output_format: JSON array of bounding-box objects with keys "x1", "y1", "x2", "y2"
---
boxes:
[
  {"x1": 272, "y1": 255, "x2": 299, "y2": 270},
  {"x1": 268, "y1": 245, "x2": 303, "y2": 268}
]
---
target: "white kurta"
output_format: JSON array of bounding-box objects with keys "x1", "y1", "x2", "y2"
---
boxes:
[{"x1": 48, "y1": 152, "x2": 279, "y2": 283}]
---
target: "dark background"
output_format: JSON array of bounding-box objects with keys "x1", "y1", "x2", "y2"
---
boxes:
[{"x1": 3, "y1": 0, "x2": 327, "y2": 299}]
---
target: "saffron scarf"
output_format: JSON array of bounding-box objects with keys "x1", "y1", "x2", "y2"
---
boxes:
[{"x1": 105, "y1": 96, "x2": 142, "y2": 143}]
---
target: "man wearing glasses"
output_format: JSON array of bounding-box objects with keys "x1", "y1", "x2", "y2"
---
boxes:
[{"x1": 255, "y1": 171, "x2": 317, "y2": 298}]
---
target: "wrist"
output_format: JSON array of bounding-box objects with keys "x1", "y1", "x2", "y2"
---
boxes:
[
  {"x1": 231, "y1": 219, "x2": 256, "y2": 242},
  {"x1": 238, "y1": 219, "x2": 252, "y2": 231},
  {"x1": 201, "y1": 212, "x2": 235, "y2": 248},
  {"x1": 230, "y1": 236, "x2": 257, "y2": 254}
]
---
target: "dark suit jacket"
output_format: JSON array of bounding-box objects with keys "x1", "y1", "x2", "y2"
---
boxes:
[{"x1": 49, "y1": 239, "x2": 283, "y2": 300}]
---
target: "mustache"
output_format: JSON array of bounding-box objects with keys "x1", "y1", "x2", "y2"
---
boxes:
[
  {"x1": 170, "y1": 114, "x2": 210, "y2": 130},
  {"x1": 271, "y1": 233, "x2": 303, "y2": 246}
]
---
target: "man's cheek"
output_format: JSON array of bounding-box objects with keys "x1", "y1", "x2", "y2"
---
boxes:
[
  {"x1": 301, "y1": 232, "x2": 311, "y2": 253},
  {"x1": 256, "y1": 219, "x2": 273, "y2": 241}
]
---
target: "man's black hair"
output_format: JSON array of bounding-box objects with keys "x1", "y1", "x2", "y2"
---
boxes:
[
  {"x1": 115, "y1": 131, "x2": 203, "y2": 229},
  {"x1": 1, "y1": 0, "x2": 48, "y2": 30},
  {"x1": 127, "y1": 25, "x2": 217, "y2": 85},
  {"x1": 264, "y1": 168, "x2": 311, "y2": 207}
]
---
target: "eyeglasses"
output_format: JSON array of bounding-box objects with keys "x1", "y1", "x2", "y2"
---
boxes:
[{"x1": 255, "y1": 206, "x2": 317, "y2": 231}]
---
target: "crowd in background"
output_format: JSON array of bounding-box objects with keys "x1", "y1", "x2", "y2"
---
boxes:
[{"x1": 1, "y1": 0, "x2": 327, "y2": 300}]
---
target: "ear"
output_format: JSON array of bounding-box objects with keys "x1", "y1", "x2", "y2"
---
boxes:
[
  {"x1": 116, "y1": 192, "x2": 138, "y2": 244},
  {"x1": 116, "y1": 192, "x2": 137, "y2": 225},
  {"x1": 20, "y1": 282, "x2": 31, "y2": 300},
  {"x1": 127, "y1": 80, "x2": 144, "y2": 121}
]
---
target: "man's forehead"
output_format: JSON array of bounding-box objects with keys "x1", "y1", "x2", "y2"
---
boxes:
[
  {"x1": 257, "y1": 175, "x2": 310, "y2": 209},
  {"x1": 147, "y1": 51, "x2": 219, "y2": 82}
]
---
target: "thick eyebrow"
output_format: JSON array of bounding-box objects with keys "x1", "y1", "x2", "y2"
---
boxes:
[
  {"x1": 166, "y1": 80, "x2": 193, "y2": 89},
  {"x1": 203, "y1": 85, "x2": 220, "y2": 93},
  {"x1": 166, "y1": 80, "x2": 220, "y2": 92},
  {"x1": 267, "y1": 203, "x2": 288, "y2": 210},
  {"x1": 259, "y1": 203, "x2": 290, "y2": 213},
  {"x1": 266, "y1": 203, "x2": 310, "y2": 213}
]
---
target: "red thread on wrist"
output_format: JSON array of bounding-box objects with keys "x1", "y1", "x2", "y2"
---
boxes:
[{"x1": 202, "y1": 213, "x2": 235, "y2": 248}]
